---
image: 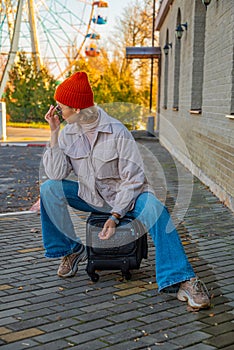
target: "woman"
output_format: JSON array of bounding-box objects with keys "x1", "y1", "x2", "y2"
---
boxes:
[{"x1": 41, "y1": 71, "x2": 210, "y2": 309}]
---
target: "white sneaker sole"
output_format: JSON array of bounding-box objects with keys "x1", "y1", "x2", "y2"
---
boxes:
[{"x1": 177, "y1": 289, "x2": 210, "y2": 309}]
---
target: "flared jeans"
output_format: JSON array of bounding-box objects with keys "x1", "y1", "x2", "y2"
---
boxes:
[{"x1": 40, "y1": 179, "x2": 195, "y2": 292}]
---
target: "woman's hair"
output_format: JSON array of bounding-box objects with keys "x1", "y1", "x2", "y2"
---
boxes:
[{"x1": 78, "y1": 105, "x2": 99, "y2": 122}]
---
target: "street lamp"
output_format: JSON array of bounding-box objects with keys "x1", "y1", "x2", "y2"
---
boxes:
[
  {"x1": 175, "y1": 22, "x2": 188, "y2": 40},
  {"x1": 163, "y1": 43, "x2": 172, "y2": 55},
  {"x1": 202, "y1": 0, "x2": 212, "y2": 9},
  {"x1": 149, "y1": 0, "x2": 156, "y2": 113}
]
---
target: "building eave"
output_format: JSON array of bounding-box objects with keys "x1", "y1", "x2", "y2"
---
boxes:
[
  {"x1": 126, "y1": 46, "x2": 161, "y2": 59},
  {"x1": 155, "y1": 0, "x2": 174, "y2": 30}
]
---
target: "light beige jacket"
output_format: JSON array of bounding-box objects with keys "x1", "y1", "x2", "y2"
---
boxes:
[{"x1": 43, "y1": 107, "x2": 153, "y2": 217}]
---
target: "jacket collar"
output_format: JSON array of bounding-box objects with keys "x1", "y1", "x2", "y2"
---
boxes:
[{"x1": 64, "y1": 107, "x2": 113, "y2": 135}]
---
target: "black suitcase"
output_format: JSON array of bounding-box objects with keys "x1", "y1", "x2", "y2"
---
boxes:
[{"x1": 86, "y1": 213, "x2": 148, "y2": 282}]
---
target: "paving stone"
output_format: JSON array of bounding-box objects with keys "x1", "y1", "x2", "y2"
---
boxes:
[
  {"x1": 169, "y1": 312, "x2": 202, "y2": 325},
  {"x1": 16, "y1": 308, "x2": 57, "y2": 321},
  {"x1": 107, "y1": 310, "x2": 144, "y2": 323},
  {"x1": 17, "y1": 248, "x2": 43, "y2": 253},
  {"x1": 28, "y1": 339, "x2": 74, "y2": 350},
  {"x1": 204, "y1": 321, "x2": 234, "y2": 335},
  {"x1": 1, "y1": 292, "x2": 37, "y2": 303},
  {"x1": 149, "y1": 342, "x2": 181, "y2": 350},
  {"x1": 0, "y1": 317, "x2": 18, "y2": 327},
  {"x1": 0, "y1": 308, "x2": 24, "y2": 319},
  {"x1": 67, "y1": 329, "x2": 110, "y2": 345},
  {"x1": 68, "y1": 339, "x2": 107, "y2": 350},
  {"x1": 20, "y1": 300, "x2": 61, "y2": 312},
  {"x1": 137, "y1": 330, "x2": 178, "y2": 344},
  {"x1": 170, "y1": 331, "x2": 211, "y2": 347},
  {"x1": 0, "y1": 327, "x2": 11, "y2": 336},
  {"x1": 207, "y1": 304, "x2": 233, "y2": 315},
  {"x1": 74, "y1": 308, "x2": 115, "y2": 322},
  {"x1": 136, "y1": 319, "x2": 175, "y2": 334},
  {"x1": 103, "y1": 320, "x2": 145, "y2": 334},
  {"x1": 0, "y1": 327, "x2": 44, "y2": 343},
  {"x1": 112, "y1": 294, "x2": 146, "y2": 303},
  {"x1": 39, "y1": 318, "x2": 80, "y2": 332},
  {"x1": 33, "y1": 328, "x2": 76, "y2": 343},
  {"x1": 71, "y1": 319, "x2": 113, "y2": 333},
  {"x1": 101, "y1": 328, "x2": 143, "y2": 345},
  {"x1": 98, "y1": 339, "x2": 149, "y2": 350},
  {"x1": 7, "y1": 318, "x2": 51, "y2": 332},
  {"x1": 114, "y1": 286, "x2": 148, "y2": 296},
  {"x1": 114, "y1": 280, "x2": 148, "y2": 290},
  {"x1": 0, "y1": 285, "x2": 13, "y2": 291},
  {"x1": 138, "y1": 310, "x2": 175, "y2": 324},
  {"x1": 138, "y1": 302, "x2": 177, "y2": 315},
  {"x1": 30, "y1": 287, "x2": 63, "y2": 296},
  {"x1": 169, "y1": 321, "x2": 208, "y2": 336},
  {"x1": 112, "y1": 302, "x2": 148, "y2": 315},
  {"x1": 204, "y1": 331, "x2": 234, "y2": 348},
  {"x1": 48, "y1": 302, "x2": 85, "y2": 313},
  {"x1": 183, "y1": 345, "x2": 217, "y2": 350},
  {"x1": 26, "y1": 293, "x2": 63, "y2": 304},
  {"x1": 201, "y1": 312, "x2": 234, "y2": 325},
  {"x1": 0, "y1": 339, "x2": 39, "y2": 349},
  {"x1": 79, "y1": 301, "x2": 116, "y2": 313},
  {"x1": 0, "y1": 300, "x2": 31, "y2": 311}
]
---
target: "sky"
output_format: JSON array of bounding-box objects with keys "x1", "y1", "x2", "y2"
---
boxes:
[
  {"x1": 97, "y1": 0, "x2": 132, "y2": 41},
  {"x1": 105, "y1": 0, "x2": 131, "y2": 30},
  {"x1": 94, "y1": 0, "x2": 160, "y2": 44}
]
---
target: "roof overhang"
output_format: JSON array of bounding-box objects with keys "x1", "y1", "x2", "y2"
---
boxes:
[
  {"x1": 126, "y1": 46, "x2": 161, "y2": 59},
  {"x1": 155, "y1": 0, "x2": 174, "y2": 30}
]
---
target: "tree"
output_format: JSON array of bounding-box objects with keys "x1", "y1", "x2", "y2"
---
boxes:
[
  {"x1": 4, "y1": 0, "x2": 157, "y2": 125},
  {"x1": 109, "y1": 0, "x2": 158, "y2": 111},
  {"x1": 71, "y1": 50, "x2": 142, "y2": 105},
  {"x1": 4, "y1": 53, "x2": 57, "y2": 123}
]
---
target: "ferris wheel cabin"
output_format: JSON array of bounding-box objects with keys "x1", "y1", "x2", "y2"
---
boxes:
[{"x1": 92, "y1": 1, "x2": 108, "y2": 25}]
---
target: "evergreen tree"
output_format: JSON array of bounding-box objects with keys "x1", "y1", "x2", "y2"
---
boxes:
[{"x1": 5, "y1": 53, "x2": 56, "y2": 123}]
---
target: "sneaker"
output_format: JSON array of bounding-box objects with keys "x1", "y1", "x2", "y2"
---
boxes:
[
  {"x1": 177, "y1": 277, "x2": 210, "y2": 309},
  {"x1": 57, "y1": 246, "x2": 87, "y2": 278}
]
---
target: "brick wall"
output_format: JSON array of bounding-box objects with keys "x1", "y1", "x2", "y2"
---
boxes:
[{"x1": 158, "y1": 0, "x2": 234, "y2": 211}]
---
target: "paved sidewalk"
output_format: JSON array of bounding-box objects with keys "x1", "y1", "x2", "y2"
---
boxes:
[
  {"x1": 1, "y1": 127, "x2": 50, "y2": 144},
  {"x1": 0, "y1": 140, "x2": 233, "y2": 350}
]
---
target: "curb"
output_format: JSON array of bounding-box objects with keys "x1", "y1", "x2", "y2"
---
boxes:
[
  {"x1": 0, "y1": 142, "x2": 47, "y2": 147},
  {"x1": 133, "y1": 136, "x2": 159, "y2": 141},
  {"x1": 0, "y1": 210, "x2": 38, "y2": 217}
]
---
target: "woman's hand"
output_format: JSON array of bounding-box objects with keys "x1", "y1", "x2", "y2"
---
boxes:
[
  {"x1": 45, "y1": 105, "x2": 60, "y2": 132},
  {"x1": 98, "y1": 219, "x2": 116, "y2": 240}
]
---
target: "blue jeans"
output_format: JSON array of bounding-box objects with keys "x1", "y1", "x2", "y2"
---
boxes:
[{"x1": 40, "y1": 179, "x2": 195, "y2": 291}]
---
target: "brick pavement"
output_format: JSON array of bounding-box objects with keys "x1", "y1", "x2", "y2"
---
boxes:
[
  {"x1": 0, "y1": 140, "x2": 233, "y2": 349},
  {"x1": 0, "y1": 146, "x2": 44, "y2": 213}
]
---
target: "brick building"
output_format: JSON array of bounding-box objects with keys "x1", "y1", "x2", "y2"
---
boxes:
[{"x1": 155, "y1": 0, "x2": 234, "y2": 211}]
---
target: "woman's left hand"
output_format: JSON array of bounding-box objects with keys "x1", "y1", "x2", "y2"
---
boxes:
[{"x1": 98, "y1": 219, "x2": 116, "y2": 240}]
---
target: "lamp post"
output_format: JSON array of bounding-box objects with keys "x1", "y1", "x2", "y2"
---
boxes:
[{"x1": 149, "y1": 0, "x2": 156, "y2": 113}]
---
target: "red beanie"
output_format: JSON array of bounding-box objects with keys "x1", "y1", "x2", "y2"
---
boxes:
[{"x1": 54, "y1": 71, "x2": 94, "y2": 109}]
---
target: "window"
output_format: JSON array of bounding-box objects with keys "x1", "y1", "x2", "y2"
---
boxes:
[
  {"x1": 173, "y1": 9, "x2": 182, "y2": 110},
  {"x1": 190, "y1": 0, "x2": 206, "y2": 113}
]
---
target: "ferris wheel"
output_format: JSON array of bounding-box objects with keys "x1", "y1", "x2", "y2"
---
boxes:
[{"x1": 0, "y1": 0, "x2": 109, "y2": 98}]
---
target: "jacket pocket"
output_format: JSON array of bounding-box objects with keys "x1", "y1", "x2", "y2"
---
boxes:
[{"x1": 94, "y1": 150, "x2": 119, "y2": 179}]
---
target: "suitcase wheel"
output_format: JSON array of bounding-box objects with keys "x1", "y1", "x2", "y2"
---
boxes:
[
  {"x1": 122, "y1": 271, "x2": 132, "y2": 280},
  {"x1": 89, "y1": 272, "x2": 99, "y2": 283}
]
